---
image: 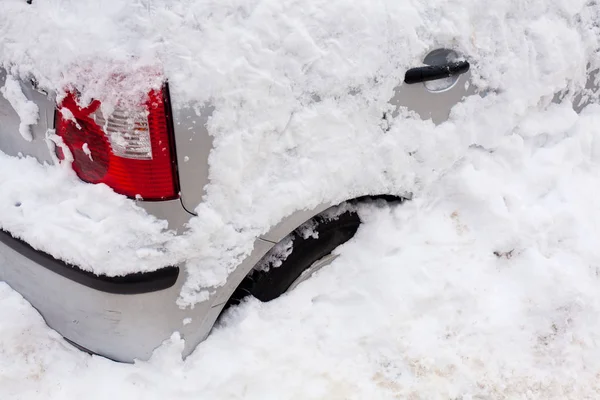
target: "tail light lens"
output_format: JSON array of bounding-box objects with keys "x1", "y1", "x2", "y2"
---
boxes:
[{"x1": 55, "y1": 87, "x2": 179, "y2": 200}]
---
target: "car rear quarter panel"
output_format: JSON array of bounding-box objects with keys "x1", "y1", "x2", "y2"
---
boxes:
[{"x1": 0, "y1": 69, "x2": 56, "y2": 164}]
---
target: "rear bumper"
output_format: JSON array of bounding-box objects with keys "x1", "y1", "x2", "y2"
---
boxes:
[
  {"x1": 0, "y1": 230, "x2": 219, "y2": 362},
  {"x1": 0, "y1": 230, "x2": 179, "y2": 294}
]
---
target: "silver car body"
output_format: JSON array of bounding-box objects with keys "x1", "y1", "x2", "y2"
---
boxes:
[{"x1": 0, "y1": 48, "x2": 596, "y2": 362}]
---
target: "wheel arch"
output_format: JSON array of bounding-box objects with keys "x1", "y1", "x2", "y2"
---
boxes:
[
  {"x1": 210, "y1": 194, "x2": 406, "y2": 307},
  {"x1": 259, "y1": 194, "x2": 406, "y2": 244}
]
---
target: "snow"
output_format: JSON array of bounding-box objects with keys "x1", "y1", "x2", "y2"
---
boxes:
[
  {"x1": 0, "y1": 152, "x2": 175, "y2": 276},
  {"x1": 4, "y1": 107, "x2": 600, "y2": 396},
  {"x1": 81, "y1": 142, "x2": 93, "y2": 161}
]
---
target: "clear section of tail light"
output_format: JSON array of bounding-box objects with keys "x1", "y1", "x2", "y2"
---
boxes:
[
  {"x1": 93, "y1": 108, "x2": 153, "y2": 160},
  {"x1": 55, "y1": 87, "x2": 179, "y2": 201}
]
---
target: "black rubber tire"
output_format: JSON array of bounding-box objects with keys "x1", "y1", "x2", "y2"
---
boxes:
[{"x1": 226, "y1": 211, "x2": 361, "y2": 306}]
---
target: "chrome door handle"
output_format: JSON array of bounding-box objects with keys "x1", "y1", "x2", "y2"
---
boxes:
[{"x1": 404, "y1": 61, "x2": 470, "y2": 84}]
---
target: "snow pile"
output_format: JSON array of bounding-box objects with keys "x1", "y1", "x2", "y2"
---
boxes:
[
  {"x1": 0, "y1": 0, "x2": 599, "y2": 306},
  {"x1": 0, "y1": 153, "x2": 176, "y2": 275},
  {"x1": 3, "y1": 102, "x2": 600, "y2": 396}
]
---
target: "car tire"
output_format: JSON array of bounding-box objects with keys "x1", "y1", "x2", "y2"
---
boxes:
[{"x1": 227, "y1": 210, "x2": 361, "y2": 306}]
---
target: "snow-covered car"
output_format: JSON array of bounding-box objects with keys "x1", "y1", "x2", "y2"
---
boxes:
[
  {"x1": 0, "y1": 0, "x2": 598, "y2": 363},
  {"x1": 0, "y1": 49, "x2": 482, "y2": 362}
]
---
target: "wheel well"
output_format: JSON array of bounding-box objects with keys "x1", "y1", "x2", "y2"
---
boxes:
[
  {"x1": 258, "y1": 194, "x2": 408, "y2": 244},
  {"x1": 345, "y1": 194, "x2": 406, "y2": 206},
  {"x1": 216, "y1": 194, "x2": 407, "y2": 314}
]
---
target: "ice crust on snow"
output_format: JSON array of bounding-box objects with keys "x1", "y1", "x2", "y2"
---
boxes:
[
  {"x1": 0, "y1": 75, "x2": 38, "y2": 142},
  {"x1": 0, "y1": 0, "x2": 598, "y2": 307}
]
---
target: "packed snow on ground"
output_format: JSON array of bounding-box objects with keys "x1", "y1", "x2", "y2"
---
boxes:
[
  {"x1": 3, "y1": 104, "x2": 600, "y2": 397},
  {"x1": 0, "y1": 0, "x2": 599, "y2": 306}
]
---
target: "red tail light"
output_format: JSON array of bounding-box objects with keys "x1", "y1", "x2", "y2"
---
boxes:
[{"x1": 55, "y1": 86, "x2": 179, "y2": 201}]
